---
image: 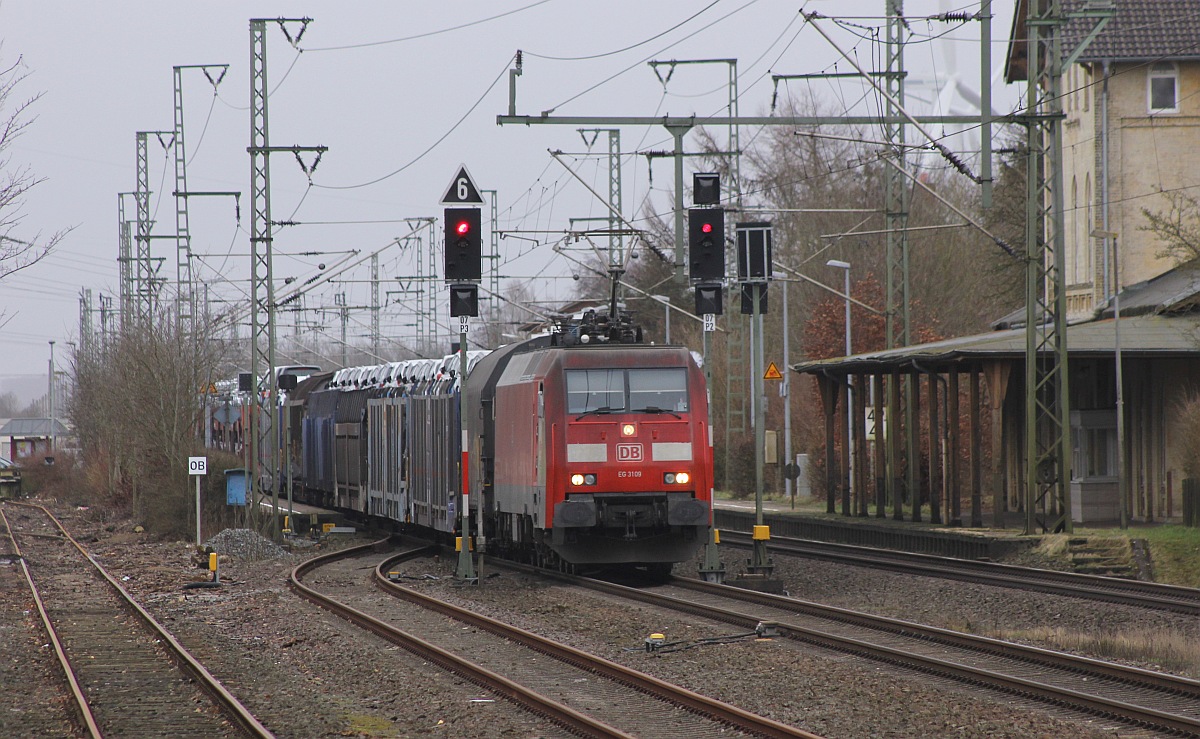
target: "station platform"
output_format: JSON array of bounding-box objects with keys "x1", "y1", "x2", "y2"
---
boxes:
[{"x1": 712, "y1": 498, "x2": 1032, "y2": 561}]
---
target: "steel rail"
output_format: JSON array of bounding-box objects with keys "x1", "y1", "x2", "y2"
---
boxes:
[
  {"x1": 5, "y1": 501, "x2": 274, "y2": 738},
  {"x1": 507, "y1": 561, "x2": 1200, "y2": 737},
  {"x1": 372, "y1": 551, "x2": 821, "y2": 739},
  {"x1": 720, "y1": 529, "x2": 1200, "y2": 615},
  {"x1": 1, "y1": 505, "x2": 103, "y2": 737},
  {"x1": 289, "y1": 539, "x2": 638, "y2": 739},
  {"x1": 291, "y1": 539, "x2": 822, "y2": 739}
]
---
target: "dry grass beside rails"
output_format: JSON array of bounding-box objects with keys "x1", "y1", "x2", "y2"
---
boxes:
[
  {"x1": 986, "y1": 625, "x2": 1200, "y2": 678},
  {"x1": 1032, "y1": 533, "x2": 1072, "y2": 559},
  {"x1": 1034, "y1": 528, "x2": 1200, "y2": 587}
]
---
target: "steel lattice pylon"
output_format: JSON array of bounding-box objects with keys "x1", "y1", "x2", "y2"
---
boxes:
[
  {"x1": 248, "y1": 18, "x2": 320, "y2": 532},
  {"x1": 172, "y1": 67, "x2": 194, "y2": 328},
  {"x1": 1023, "y1": 0, "x2": 1071, "y2": 534},
  {"x1": 117, "y1": 194, "x2": 133, "y2": 330},
  {"x1": 135, "y1": 132, "x2": 153, "y2": 326},
  {"x1": 173, "y1": 64, "x2": 230, "y2": 329},
  {"x1": 79, "y1": 288, "x2": 94, "y2": 355},
  {"x1": 883, "y1": 0, "x2": 916, "y2": 522},
  {"x1": 249, "y1": 19, "x2": 275, "y2": 519},
  {"x1": 371, "y1": 253, "x2": 381, "y2": 358},
  {"x1": 607, "y1": 129, "x2": 622, "y2": 271}
]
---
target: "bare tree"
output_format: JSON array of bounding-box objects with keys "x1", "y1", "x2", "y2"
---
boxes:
[
  {"x1": 70, "y1": 308, "x2": 233, "y2": 535},
  {"x1": 0, "y1": 52, "x2": 65, "y2": 291},
  {"x1": 1140, "y1": 190, "x2": 1200, "y2": 265},
  {"x1": 587, "y1": 97, "x2": 1025, "y2": 491}
]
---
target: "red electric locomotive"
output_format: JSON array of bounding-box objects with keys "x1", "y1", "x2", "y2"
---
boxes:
[{"x1": 467, "y1": 313, "x2": 713, "y2": 571}]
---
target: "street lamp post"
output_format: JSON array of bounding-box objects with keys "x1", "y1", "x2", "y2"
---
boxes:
[
  {"x1": 48, "y1": 341, "x2": 56, "y2": 453},
  {"x1": 1094, "y1": 229, "x2": 1126, "y2": 529},
  {"x1": 826, "y1": 260, "x2": 853, "y2": 499},
  {"x1": 775, "y1": 274, "x2": 793, "y2": 507}
]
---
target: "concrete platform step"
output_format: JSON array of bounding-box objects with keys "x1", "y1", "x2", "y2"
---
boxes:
[{"x1": 1066, "y1": 536, "x2": 1136, "y2": 578}]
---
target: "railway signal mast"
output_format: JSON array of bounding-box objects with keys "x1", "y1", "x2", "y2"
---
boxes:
[
  {"x1": 690, "y1": 173, "x2": 726, "y2": 584},
  {"x1": 442, "y1": 164, "x2": 484, "y2": 582}
]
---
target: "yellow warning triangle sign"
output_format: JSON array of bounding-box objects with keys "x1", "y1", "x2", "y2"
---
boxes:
[{"x1": 764, "y1": 362, "x2": 783, "y2": 380}]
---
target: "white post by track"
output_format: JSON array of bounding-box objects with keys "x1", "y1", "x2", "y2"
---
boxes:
[{"x1": 189, "y1": 456, "x2": 208, "y2": 546}]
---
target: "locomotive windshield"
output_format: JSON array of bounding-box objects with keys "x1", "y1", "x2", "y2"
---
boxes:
[{"x1": 566, "y1": 368, "x2": 689, "y2": 414}]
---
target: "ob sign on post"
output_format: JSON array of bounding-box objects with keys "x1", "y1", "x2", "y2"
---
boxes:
[{"x1": 189, "y1": 456, "x2": 207, "y2": 546}]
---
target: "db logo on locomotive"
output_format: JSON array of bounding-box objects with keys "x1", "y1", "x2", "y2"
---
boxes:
[{"x1": 616, "y1": 443, "x2": 643, "y2": 462}]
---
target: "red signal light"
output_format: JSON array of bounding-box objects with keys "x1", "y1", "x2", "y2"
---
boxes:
[
  {"x1": 701, "y1": 222, "x2": 713, "y2": 234},
  {"x1": 455, "y1": 221, "x2": 471, "y2": 236}
]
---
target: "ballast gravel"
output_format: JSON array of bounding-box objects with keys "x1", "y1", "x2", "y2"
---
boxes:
[{"x1": 7, "y1": 498, "x2": 1190, "y2": 738}]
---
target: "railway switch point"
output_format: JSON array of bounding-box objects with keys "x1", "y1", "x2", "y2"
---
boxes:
[
  {"x1": 755, "y1": 621, "x2": 780, "y2": 638},
  {"x1": 729, "y1": 572, "x2": 785, "y2": 594}
]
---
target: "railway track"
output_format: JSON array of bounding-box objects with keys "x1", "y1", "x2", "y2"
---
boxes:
[
  {"x1": 720, "y1": 529, "x2": 1200, "y2": 615},
  {"x1": 0, "y1": 510, "x2": 76, "y2": 736},
  {"x1": 0, "y1": 501, "x2": 273, "y2": 739},
  {"x1": 511, "y1": 561, "x2": 1200, "y2": 737},
  {"x1": 290, "y1": 537, "x2": 823, "y2": 739}
]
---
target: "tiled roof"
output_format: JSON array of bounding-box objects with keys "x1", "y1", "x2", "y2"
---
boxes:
[
  {"x1": 0, "y1": 418, "x2": 71, "y2": 437},
  {"x1": 1007, "y1": 0, "x2": 1200, "y2": 81},
  {"x1": 1068, "y1": 0, "x2": 1200, "y2": 62},
  {"x1": 794, "y1": 259, "x2": 1200, "y2": 374},
  {"x1": 1099, "y1": 257, "x2": 1200, "y2": 317},
  {"x1": 792, "y1": 313, "x2": 1200, "y2": 375}
]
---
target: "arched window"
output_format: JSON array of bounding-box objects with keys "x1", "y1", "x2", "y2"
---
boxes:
[
  {"x1": 1085, "y1": 174, "x2": 1093, "y2": 282},
  {"x1": 1148, "y1": 62, "x2": 1179, "y2": 114},
  {"x1": 1071, "y1": 176, "x2": 1079, "y2": 282}
]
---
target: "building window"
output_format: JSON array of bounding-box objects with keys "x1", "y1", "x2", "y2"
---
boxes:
[
  {"x1": 1148, "y1": 62, "x2": 1179, "y2": 114},
  {"x1": 1072, "y1": 410, "x2": 1117, "y2": 480}
]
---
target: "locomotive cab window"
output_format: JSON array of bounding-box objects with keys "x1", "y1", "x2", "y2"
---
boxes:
[
  {"x1": 567, "y1": 369, "x2": 626, "y2": 413},
  {"x1": 628, "y1": 368, "x2": 688, "y2": 413},
  {"x1": 566, "y1": 367, "x2": 688, "y2": 414}
]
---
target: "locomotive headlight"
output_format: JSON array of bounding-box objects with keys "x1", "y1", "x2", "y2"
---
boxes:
[
  {"x1": 585, "y1": 473, "x2": 597, "y2": 485},
  {"x1": 664, "y1": 473, "x2": 676, "y2": 484},
  {"x1": 571, "y1": 473, "x2": 598, "y2": 486},
  {"x1": 664, "y1": 471, "x2": 690, "y2": 485},
  {"x1": 621, "y1": 423, "x2": 636, "y2": 437},
  {"x1": 571, "y1": 473, "x2": 585, "y2": 486}
]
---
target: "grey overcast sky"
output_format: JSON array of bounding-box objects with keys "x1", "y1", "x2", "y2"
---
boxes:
[{"x1": 0, "y1": 0, "x2": 1020, "y2": 389}]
